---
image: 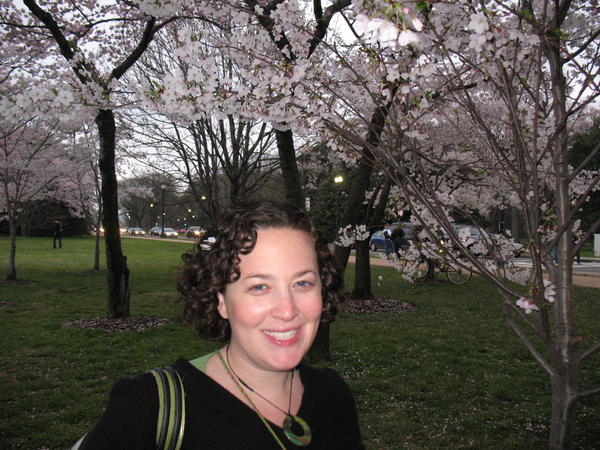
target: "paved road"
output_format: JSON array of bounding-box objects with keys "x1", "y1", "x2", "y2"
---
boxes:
[{"x1": 512, "y1": 257, "x2": 600, "y2": 276}]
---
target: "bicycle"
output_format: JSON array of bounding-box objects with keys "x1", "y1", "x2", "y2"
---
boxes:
[{"x1": 412, "y1": 256, "x2": 473, "y2": 285}]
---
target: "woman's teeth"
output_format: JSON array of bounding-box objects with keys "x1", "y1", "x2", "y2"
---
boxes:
[{"x1": 263, "y1": 329, "x2": 297, "y2": 340}]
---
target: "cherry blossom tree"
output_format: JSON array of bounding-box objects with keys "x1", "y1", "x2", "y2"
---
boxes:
[
  {"x1": 312, "y1": 0, "x2": 600, "y2": 447},
  {"x1": 0, "y1": 114, "x2": 84, "y2": 280},
  {"x1": 0, "y1": 0, "x2": 185, "y2": 317}
]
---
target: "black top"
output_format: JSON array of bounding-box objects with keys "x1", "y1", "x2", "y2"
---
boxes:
[{"x1": 81, "y1": 358, "x2": 364, "y2": 449}]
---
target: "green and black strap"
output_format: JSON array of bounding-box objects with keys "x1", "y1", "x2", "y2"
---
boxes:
[{"x1": 149, "y1": 366, "x2": 186, "y2": 450}]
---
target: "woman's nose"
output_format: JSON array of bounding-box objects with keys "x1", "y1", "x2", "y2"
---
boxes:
[{"x1": 272, "y1": 288, "x2": 299, "y2": 320}]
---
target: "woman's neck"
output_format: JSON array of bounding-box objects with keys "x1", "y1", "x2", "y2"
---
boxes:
[{"x1": 224, "y1": 345, "x2": 293, "y2": 399}]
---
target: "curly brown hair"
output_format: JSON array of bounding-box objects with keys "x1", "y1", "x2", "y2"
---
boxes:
[{"x1": 178, "y1": 201, "x2": 342, "y2": 341}]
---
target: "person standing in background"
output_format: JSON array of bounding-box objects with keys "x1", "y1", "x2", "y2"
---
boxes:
[
  {"x1": 53, "y1": 220, "x2": 62, "y2": 249},
  {"x1": 391, "y1": 224, "x2": 405, "y2": 258},
  {"x1": 383, "y1": 223, "x2": 394, "y2": 258}
]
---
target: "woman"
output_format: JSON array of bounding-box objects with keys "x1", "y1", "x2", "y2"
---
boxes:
[{"x1": 78, "y1": 201, "x2": 364, "y2": 449}]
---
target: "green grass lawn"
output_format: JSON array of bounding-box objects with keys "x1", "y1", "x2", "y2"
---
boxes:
[{"x1": 1, "y1": 236, "x2": 599, "y2": 449}]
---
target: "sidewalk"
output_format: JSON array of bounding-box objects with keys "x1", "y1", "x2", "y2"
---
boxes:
[{"x1": 348, "y1": 255, "x2": 600, "y2": 289}]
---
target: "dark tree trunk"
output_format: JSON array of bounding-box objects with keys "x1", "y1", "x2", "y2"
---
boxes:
[
  {"x1": 353, "y1": 178, "x2": 392, "y2": 297},
  {"x1": 94, "y1": 208, "x2": 102, "y2": 271},
  {"x1": 7, "y1": 216, "x2": 17, "y2": 281},
  {"x1": 275, "y1": 129, "x2": 304, "y2": 209},
  {"x1": 93, "y1": 173, "x2": 102, "y2": 272},
  {"x1": 96, "y1": 109, "x2": 130, "y2": 318},
  {"x1": 352, "y1": 240, "x2": 372, "y2": 298}
]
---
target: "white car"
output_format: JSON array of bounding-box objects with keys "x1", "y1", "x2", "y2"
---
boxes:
[
  {"x1": 127, "y1": 227, "x2": 145, "y2": 236},
  {"x1": 161, "y1": 227, "x2": 178, "y2": 238}
]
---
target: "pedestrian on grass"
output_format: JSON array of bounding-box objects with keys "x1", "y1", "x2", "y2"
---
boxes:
[
  {"x1": 391, "y1": 224, "x2": 405, "y2": 258},
  {"x1": 53, "y1": 220, "x2": 62, "y2": 249},
  {"x1": 75, "y1": 201, "x2": 364, "y2": 450},
  {"x1": 383, "y1": 223, "x2": 394, "y2": 258}
]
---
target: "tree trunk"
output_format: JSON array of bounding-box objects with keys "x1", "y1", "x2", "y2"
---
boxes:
[
  {"x1": 93, "y1": 181, "x2": 102, "y2": 271},
  {"x1": 94, "y1": 228, "x2": 101, "y2": 271},
  {"x1": 94, "y1": 212, "x2": 101, "y2": 271},
  {"x1": 275, "y1": 129, "x2": 304, "y2": 209},
  {"x1": 546, "y1": 24, "x2": 578, "y2": 450},
  {"x1": 353, "y1": 177, "x2": 392, "y2": 297},
  {"x1": 7, "y1": 217, "x2": 17, "y2": 281},
  {"x1": 96, "y1": 109, "x2": 130, "y2": 318},
  {"x1": 352, "y1": 240, "x2": 372, "y2": 298},
  {"x1": 549, "y1": 370, "x2": 578, "y2": 449}
]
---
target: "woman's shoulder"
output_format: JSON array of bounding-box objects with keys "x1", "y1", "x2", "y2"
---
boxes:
[
  {"x1": 298, "y1": 364, "x2": 353, "y2": 398},
  {"x1": 79, "y1": 370, "x2": 159, "y2": 449}
]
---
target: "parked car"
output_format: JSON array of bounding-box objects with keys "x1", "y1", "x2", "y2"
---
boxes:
[
  {"x1": 369, "y1": 230, "x2": 386, "y2": 251},
  {"x1": 127, "y1": 227, "x2": 145, "y2": 236},
  {"x1": 186, "y1": 226, "x2": 205, "y2": 239},
  {"x1": 149, "y1": 226, "x2": 162, "y2": 236},
  {"x1": 161, "y1": 227, "x2": 178, "y2": 238}
]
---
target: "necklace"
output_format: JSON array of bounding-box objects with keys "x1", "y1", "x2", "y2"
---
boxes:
[{"x1": 218, "y1": 346, "x2": 312, "y2": 447}]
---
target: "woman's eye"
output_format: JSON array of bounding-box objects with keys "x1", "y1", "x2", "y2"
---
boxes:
[
  {"x1": 295, "y1": 280, "x2": 313, "y2": 288},
  {"x1": 250, "y1": 284, "x2": 267, "y2": 292}
]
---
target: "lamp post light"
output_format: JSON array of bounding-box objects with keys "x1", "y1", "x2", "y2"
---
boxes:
[
  {"x1": 160, "y1": 185, "x2": 167, "y2": 236},
  {"x1": 333, "y1": 175, "x2": 345, "y2": 235}
]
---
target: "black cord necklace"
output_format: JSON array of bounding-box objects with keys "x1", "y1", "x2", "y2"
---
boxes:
[{"x1": 223, "y1": 345, "x2": 312, "y2": 446}]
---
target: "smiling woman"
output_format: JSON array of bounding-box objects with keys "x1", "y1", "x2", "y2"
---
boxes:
[{"x1": 76, "y1": 201, "x2": 364, "y2": 450}]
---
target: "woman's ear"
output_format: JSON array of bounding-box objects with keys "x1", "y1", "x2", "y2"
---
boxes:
[{"x1": 217, "y1": 292, "x2": 228, "y2": 319}]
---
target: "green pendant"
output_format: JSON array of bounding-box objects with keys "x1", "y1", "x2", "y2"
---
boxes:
[{"x1": 283, "y1": 414, "x2": 312, "y2": 446}]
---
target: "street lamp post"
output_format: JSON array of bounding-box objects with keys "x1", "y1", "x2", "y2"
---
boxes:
[
  {"x1": 160, "y1": 185, "x2": 167, "y2": 236},
  {"x1": 333, "y1": 175, "x2": 344, "y2": 236}
]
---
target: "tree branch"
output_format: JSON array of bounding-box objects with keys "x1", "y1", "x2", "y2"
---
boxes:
[
  {"x1": 502, "y1": 305, "x2": 555, "y2": 377},
  {"x1": 308, "y1": 0, "x2": 351, "y2": 56},
  {"x1": 576, "y1": 384, "x2": 600, "y2": 401},
  {"x1": 111, "y1": 17, "x2": 178, "y2": 81},
  {"x1": 580, "y1": 339, "x2": 600, "y2": 362},
  {"x1": 22, "y1": 0, "x2": 89, "y2": 84},
  {"x1": 563, "y1": 28, "x2": 600, "y2": 63}
]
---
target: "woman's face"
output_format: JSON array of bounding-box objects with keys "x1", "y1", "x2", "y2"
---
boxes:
[{"x1": 218, "y1": 227, "x2": 323, "y2": 373}]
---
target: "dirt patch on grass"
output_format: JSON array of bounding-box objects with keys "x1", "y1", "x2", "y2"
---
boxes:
[
  {"x1": 340, "y1": 296, "x2": 415, "y2": 314},
  {"x1": 62, "y1": 316, "x2": 169, "y2": 333}
]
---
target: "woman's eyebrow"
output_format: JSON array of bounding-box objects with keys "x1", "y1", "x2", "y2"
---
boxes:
[{"x1": 243, "y1": 270, "x2": 316, "y2": 280}]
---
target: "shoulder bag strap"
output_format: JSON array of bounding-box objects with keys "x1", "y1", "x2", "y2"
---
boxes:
[{"x1": 149, "y1": 366, "x2": 186, "y2": 450}]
